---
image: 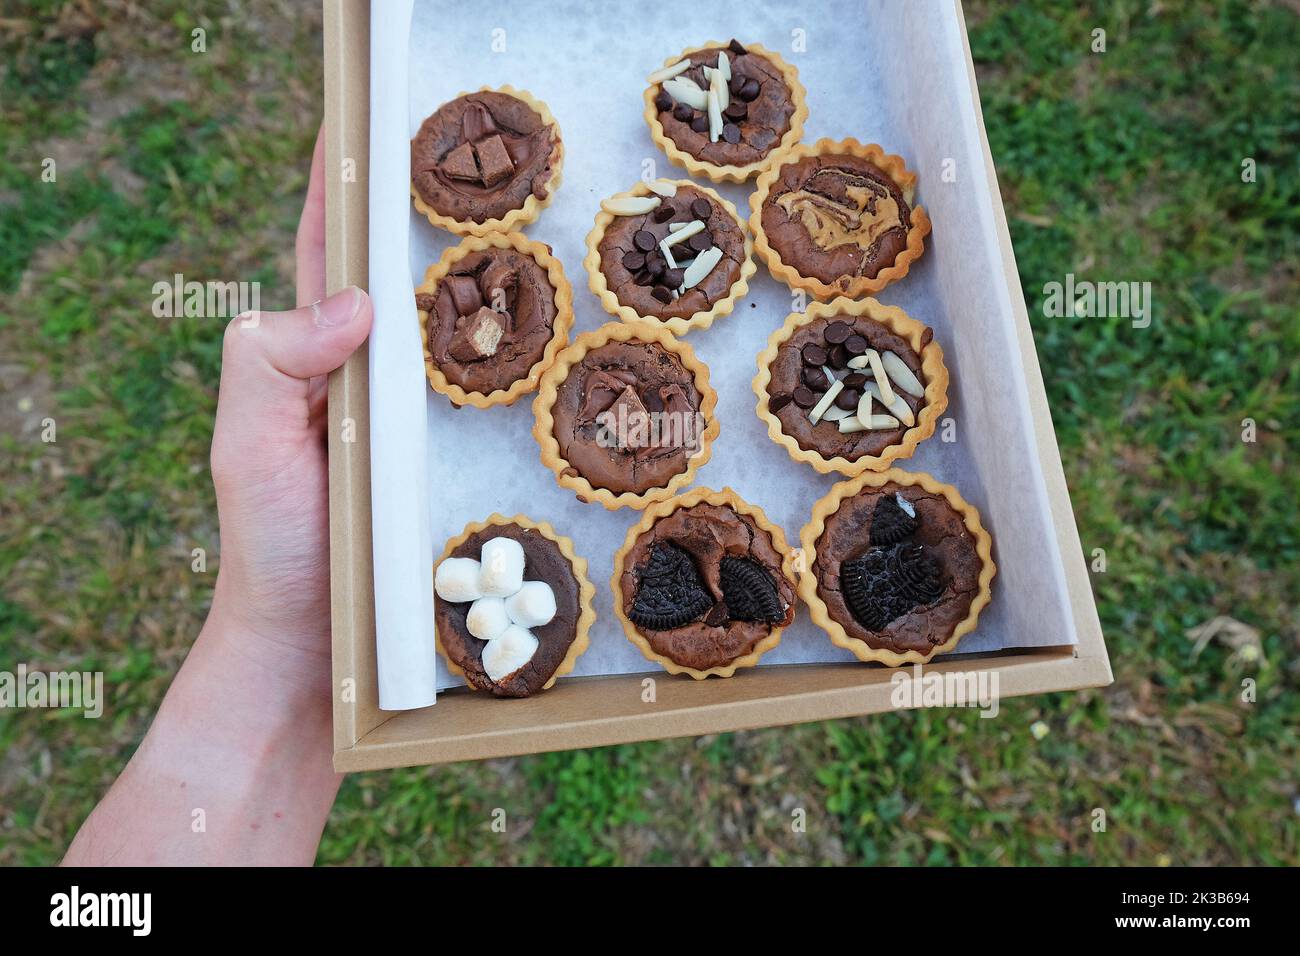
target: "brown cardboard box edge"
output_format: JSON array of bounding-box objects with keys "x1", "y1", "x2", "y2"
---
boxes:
[{"x1": 323, "y1": 0, "x2": 1112, "y2": 773}]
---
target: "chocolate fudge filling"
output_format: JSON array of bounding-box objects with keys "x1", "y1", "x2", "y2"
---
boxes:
[
  {"x1": 597, "y1": 185, "x2": 745, "y2": 320},
  {"x1": 761, "y1": 153, "x2": 913, "y2": 285},
  {"x1": 550, "y1": 340, "x2": 704, "y2": 496},
  {"x1": 619, "y1": 503, "x2": 795, "y2": 672},
  {"x1": 412, "y1": 91, "x2": 558, "y2": 224},
  {"x1": 652, "y1": 39, "x2": 794, "y2": 167},
  {"x1": 436, "y1": 524, "x2": 580, "y2": 698},
  {"x1": 417, "y1": 247, "x2": 557, "y2": 395},
  {"x1": 813, "y1": 483, "x2": 983, "y2": 657},
  {"x1": 767, "y1": 314, "x2": 929, "y2": 460}
]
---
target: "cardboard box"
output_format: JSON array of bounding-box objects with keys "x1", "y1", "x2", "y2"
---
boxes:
[{"x1": 324, "y1": 0, "x2": 1112, "y2": 772}]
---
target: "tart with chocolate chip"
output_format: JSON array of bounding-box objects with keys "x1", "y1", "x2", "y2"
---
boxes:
[
  {"x1": 411, "y1": 87, "x2": 563, "y2": 236},
  {"x1": 613, "y1": 487, "x2": 797, "y2": 678},
  {"x1": 584, "y1": 179, "x2": 756, "y2": 335},
  {"x1": 434, "y1": 514, "x2": 595, "y2": 698},
  {"x1": 751, "y1": 138, "x2": 931, "y2": 299},
  {"x1": 800, "y1": 470, "x2": 995, "y2": 666},
  {"x1": 754, "y1": 297, "x2": 948, "y2": 475},
  {"x1": 416, "y1": 232, "x2": 573, "y2": 407},
  {"x1": 532, "y1": 322, "x2": 719, "y2": 510},
  {"x1": 643, "y1": 39, "x2": 806, "y2": 182}
]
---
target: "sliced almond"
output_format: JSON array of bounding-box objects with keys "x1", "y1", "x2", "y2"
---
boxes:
[
  {"x1": 706, "y1": 85, "x2": 723, "y2": 142},
  {"x1": 668, "y1": 222, "x2": 689, "y2": 232},
  {"x1": 601, "y1": 195, "x2": 661, "y2": 216},
  {"x1": 838, "y1": 417, "x2": 868, "y2": 434},
  {"x1": 809, "y1": 380, "x2": 844, "y2": 425},
  {"x1": 661, "y1": 219, "x2": 704, "y2": 248},
  {"x1": 663, "y1": 76, "x2": 707, "y2": 110},
  {"x1": 716, "y1": 51, "x2": 731, "y2": 83},
  {"x1": 647, "y1": 60, "x2": 690, "y2": 84},
  {"x1": 646, "y1": 179, "x2": 677, "y2": 198},
  {"x1": 869, "y1": 414, "x2": 901, "y2": 429},
  {"x1": 846, "y1": 354, "x2": 871, "y2": 370},
  {"x1": 821, "y1": 366, "x2": 838, "y2": 387},
  {"x1": 679, "y1": 246, "x2": 722, "y2": 292},
  {"x1": 863, "y1": 349, "x2": 896, "y2": 406},
  {"x1": 855, "y1": 389, "x2": 873, "y2": 425},
  {"x1": 881, "y1": 350, "x2": 925, "y2": 397},
  {"x1": 821, "y1": 404, "x2": 853, "y2": 422},
  {"x1": 659, "y1": 240, "x2": 677, "y2": 269},
  {"x1": 862, "y1": 383, "x2": 915, "y2": 427},
  {"x1": 710, "y1": 58, "x2": 729, "y2": 111}
]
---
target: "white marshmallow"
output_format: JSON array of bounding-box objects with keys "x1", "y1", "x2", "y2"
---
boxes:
[
  {"x1": 505, "y1": 580, "x2": 557, "y2": 628},
  {"x1": 466, "y1": 596, "x2": 511, "y2": 641},
  {"x1": 434, "y1": 557, "x2": 483, "y2": 603},
  {"x1": 481, "y1": 625, "x2": 539, "y2": 683},
  {"x1": 477, "y1": 537, "x2": 525, "y2": 597}
]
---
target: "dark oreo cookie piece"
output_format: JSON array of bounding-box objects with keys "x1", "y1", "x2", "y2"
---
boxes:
[
  {"x1": 719, "y1": 556, "x2": 784, "y2": 623},
  {"x1": 629, "y1": 542, "x2": 711, "y2": 630},
  {"x1": 869, "y1": 493, "x2": 919, "y2": 546},
  {"x1": 893, "y1": 542, "x2": 943, "y2": 603},
  {"x1": 841, "y1": 538, "x2": 945, "y2": 631}
]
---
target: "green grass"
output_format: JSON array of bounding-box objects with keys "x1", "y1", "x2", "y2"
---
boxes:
[{"x1": 0, "y1": 0, "x2": 1296, "y2": 866}]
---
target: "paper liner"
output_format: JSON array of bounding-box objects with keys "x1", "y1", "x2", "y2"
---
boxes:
[
  {"x1": 749, "y1": 138, "x2": 931, "y2": 299},
  {"x1": 411, "y1": 85, "x2": 564, "y2": 237},
  {"x1": 752, "y1": 297, "x2": 949, "y2": 475},
  {"x1": 610, "y1": 486, "x2": 798, "y2": 679},
  {"x1": 642, "y1": 41, "x2": 808, "y2": 183},
  {"x1": 434, "y1": 513, "x2": 596, "y2": 693},
  {"x1": 531, "y1": 322, "x2": 720, "y2": 511},
  {"x1": 798, "y1": 469, "x2": 996, "y2": 666},
  {"x1": 582, "y1": 179, "x2": 757, "y2": 336},
  {"x1": 416, "y1": 231, "x2": 574, "y2": 408}
]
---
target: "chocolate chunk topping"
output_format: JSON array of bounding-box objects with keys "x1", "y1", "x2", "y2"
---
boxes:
[
  {"x1": 829, "y1": 344, "x2": 849, "y2": 368},
  {"x1": 719, "y1": 556, "x2": 784, "y2": 623},
  {"x1": 673, "y1": 102, "x2": 694, "y2": 123},
  {"x1": 769, "y1": 393, "x2": 793, "y2": 413},
  {"x1": 802, "y1": 366, "x2": 828, "y2": 389},
  {"x1": 724, "y1": 101, "x2": 747, "y2": 122},
  {"x1": 629, "y1": 542, "x2": 712, "y2": 631},
  {"x1": 728, "y1": 38, "x2": 747, "y2": 56},
  {"x1": 801, "y1": 344, "x2": 828, "y2": 367},
  {"x1": 825, "y1": 321, "x2": 851, "y2": 344},
  {"x1": 835, "y1": 388, "x2": 860, "y2": 411},
  {"x1": 738, "y1": 78, "x2": 760, "y2": 102},
  {"x1": 687, "y1": 231, "x2": 713, "y2": 253},
  {"x1": 652, "y1": 285, "x2": 673, "y2": 303},
  {"x1": 792, "y1": 386, "x2": 816, "y2": 408},
  {"x1": 622, "y1": 251, "x2": 646, "y2": 271},
  {"x1": 845, "y1": 334, "x2": 869, "y2": 355},
  {"x1": 690, "y1": 113, "x2": 710, "y2": 133},
  {"x1": 646, "y1": 255, "x2": 666, "y2": 278},
  {"x1": 664, "y1": 267, "x2": 685, "y2": 288},
  {"x1": 654, "y1": 90, "x2": 673, "y2": 112},
  {"x1": 653, "y1": 204, "x2": 676, "y2": 223},
  {"x1": 722, "y1": 123, "x2": 741, "y2": 145},
  {"x1": 690, "y1": 198, "x2": 713, "y2": 219},
  {"x1": 843, "y1": 372, "x2": 868, "y2": 389},
  {"x1": 633, "y1": 230, "x2": 657, "y2": 252}
]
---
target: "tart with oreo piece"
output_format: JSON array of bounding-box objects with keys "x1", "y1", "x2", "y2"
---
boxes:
[
  {"x1": 585, "y1": 179, "x2": 756, "y2": 335},
  {"x1": 434, "y1": 514, "x2": 595, "y2": 697},
  {"x1": 416, "y1": 232, "x2": 573, "y2": 407},
  {"x1": 532, "y1": 322, "x2": 719, "y2": 510},
  {"x1": 613, "y1": 487, "x2": 797, "y2": 678},
  {"x1": 644, "y1": 39, "x2": 807, "y2": 182},
  {"x1": 750, "y1": 138, "x2": 931, "y2": 299},
  {"x1": 411, "y1": 86, "x2": 563, "y2": 236},
  {"x1": 755, "y1": 297, "x2": 949, "y2": 474},
  {"x1": 799, "y1": 469, "x2": 995, "y2": 666}
]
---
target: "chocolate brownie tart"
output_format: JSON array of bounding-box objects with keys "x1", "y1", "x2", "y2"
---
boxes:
[
  {"x1": 751, "y1": 138, "x2": 931, "y2": 299},
  {"x1": 532, "y1": 323, "x2": 719, "y2": 510},
  {"x1": 643, "y1": 39, "x2": 806, "y2": 182},
  {"x1": 411, "y1": 87, "x2": 563, "y2": 236},
  {"x1": 434, "y1": 515, "x2": 595, "y2": 697},
  {"x1": 800, "y1": 470, "x2": 994, "y2": 666},
  {"x1": 416, "y1": 232, "x2": 573, "y2": 407},
  {"x1": 584, "y1": 179, "x2": 756, "y2": 335},
  {"x1": 755, "y1": 297, "x2": 949, "y2": 475},
  {"x1": 613, "y1": 487, "x2": 797, "y2": 678}
]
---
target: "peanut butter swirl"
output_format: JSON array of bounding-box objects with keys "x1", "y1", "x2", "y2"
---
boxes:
[{"x1": 776, "y1": 172, "x2": 902, "y2": 254}]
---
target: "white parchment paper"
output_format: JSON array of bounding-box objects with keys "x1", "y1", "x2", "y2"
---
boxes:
[{"x1": 372, "y1": 0, "x2": 1079, "y2": 695}]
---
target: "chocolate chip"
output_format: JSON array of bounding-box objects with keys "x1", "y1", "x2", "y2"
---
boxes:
[
  {"x1": 652, "y1": 285, "x2": 673, "y2": 304},
  {"x1": 653, "y1": 204, "x2": 676, "y2": 223},
  {"x1": 633, "y1": 230, "x2": 656, "y2": 252},
  {"x1": 687, "y1": 231, "x2": 713, "y2": 253},
  {"x1": 845, "y1": 334, "x2": 869, "y2": 355},
  {"x1": 664, "y1": 268, "x2": 685, "y2": 287},
  {"x1": 622, "y1": 251, "x2": 646, "y2": 271},
  {"x1": 724, "y1": 101, "x2": 747, "y2": 122},
  {"x1": 690, "y1": 198, "x2": 712, "y2": 219},
  {"x1": 646, "y1": 256, "x2": 666, "y2": 278},
  {"x1": 769, "y1": 393, "x2": 793, "y2": 413},
  {"x1": 824, "y1": 321, "x2": 851, "y2": 344},
  {"x1": 722, "y1": 123, "x2": 741, "y2": 145},
  {"x1": 829, "y1": 344, "x2": 850, "y2": 368},
  {"x1": 729, "y1": 74, "x2": 745, "y2": 95},
  {"x1": 792, "y1": 386, "x2": 816, "y2": 409},
  {"x1": 728, "y1": 39, "x2": 747, "y2": 56},
  {"x1": 843, "y1": 372, "x2": 868, "y2": 389},
  {"x1": 654, "y1": 90, "x2": 673, "y2": 112},
  {"x1": 633, "y1": 269, "x2": 654, "y2": 286},
  {"x1": 738, "y1": 78, "x2": 761, "y2": 102},
  {"x1": 835, "y1": 389, "x2": 860, "y2": 411},
  {"x1": 801, "y1": 344, "x2": 828, "y2": 367},
  {"x1": 673, "y1": 103, "x2": 694, "y2": 123},
  {"x1": 690, "y1": 113, "x2": 709, "y2": 133},
  {"x1": 802, "y1": 366, "x2": 827, "y2": 389}
]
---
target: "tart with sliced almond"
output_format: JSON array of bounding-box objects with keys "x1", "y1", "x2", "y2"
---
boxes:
[
  {"x1": 754, "y1": 297, "x2": 948, "y2": 475},
  {"x1": 416, "y1": 232, "x2": 573, "y2": 408},
  {"x1": 411, "y1": 87, "x2": 563, "y2": 236}
]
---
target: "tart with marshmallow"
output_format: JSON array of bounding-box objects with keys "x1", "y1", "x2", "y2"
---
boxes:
[
  {"x1": 416, "y1": 232, "x2": 574, "y2": 408},
  {"x1": 433, "y1": 515, "x2": 594, "y2": 698},
  {"x1": 754, "y1": 297, "x2": 949, "y2": 475},
  {"x1": 643, "y1": 39, "x2": 807, "y2": 183},
  {"x1": 584, "y1": 179, "x2": 756, "y2": 336}
]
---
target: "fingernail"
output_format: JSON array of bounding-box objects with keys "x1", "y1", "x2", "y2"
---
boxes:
[{"x1": 312, "y1": 285, "x2": 362, "y2": 329}]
